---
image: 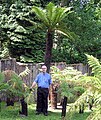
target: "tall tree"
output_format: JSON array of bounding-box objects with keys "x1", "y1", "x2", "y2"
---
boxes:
[
  {"x1": 0, "y1": 0, "x2": 46, "y2": 62},
  {"x1": 32, "y1": 2, "x2": 72, "y2": 72}
]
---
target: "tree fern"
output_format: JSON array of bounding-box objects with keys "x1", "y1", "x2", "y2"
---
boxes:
[
  {"x1": 67, "y1": 54, "x2": 101, "y2": 120},
  {"x1": 1, "y1": 67, "x2": 31, "y2": 101}
]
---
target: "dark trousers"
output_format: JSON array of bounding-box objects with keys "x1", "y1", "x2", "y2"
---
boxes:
[{"x1": 36, "y1": 87, "x2": 49, "y2": 113}]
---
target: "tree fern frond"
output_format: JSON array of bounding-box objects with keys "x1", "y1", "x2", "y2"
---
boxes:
[
  {"x1": 85, "y1": 54, "x2": 101, "y2": 77},
  {"x1": 94, "y1": 94, "x2": 101, "y2": 105},
  {"x1": 32, "y1": 6, "x2": 49, "y2": 27},
  {"x1": 46, "y1": 2, "x2": 55, "y2": 24},
  {"x1": 19, "y1": 66, "x2": 30, "y2": 77},
  {"x1": 52, "y1": 7, "x2": 71, "y2": 27},
  {"x1": 55, "y1": 29, "x2": 76, "y2": 41},
  {"x1": 68, "y1": 90, "x2": 93, "y2": 112},
  {"x1": 86, "y1": 106, "x2": 101, "y2": 120}
]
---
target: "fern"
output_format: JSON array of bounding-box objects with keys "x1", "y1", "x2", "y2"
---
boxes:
[
  {"x1": 86, "y1": 54, "x2": 101, "y2": 77},
  {"x1": 1, "y1": 68, "x2": 31, "y2": 102},
  {"x1": 67, "y1": 54, "x2": 101, "y2": 120}
]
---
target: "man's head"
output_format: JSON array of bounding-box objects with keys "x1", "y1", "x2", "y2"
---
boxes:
[{"x1": 41, "y1": 65, "x2": 47, "y2": 73}]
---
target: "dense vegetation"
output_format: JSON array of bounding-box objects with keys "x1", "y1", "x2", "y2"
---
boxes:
[{"x1": 0, "y1": 0, "x2": 101, "y2": 64}]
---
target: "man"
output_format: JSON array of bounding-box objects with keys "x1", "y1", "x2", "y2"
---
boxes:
[{"x1": 30, "y1": 65, "x2": 52, "y2": 116}]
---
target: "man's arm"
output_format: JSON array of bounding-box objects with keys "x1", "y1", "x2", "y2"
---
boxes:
[
  {"x1": 30, "y1": 81, "x2": 37, "y2": 89},
  {"x1": 30, "y1": 74, "x2": 39, "y2": 89}
]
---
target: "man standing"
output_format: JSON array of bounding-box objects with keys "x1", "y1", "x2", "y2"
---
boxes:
[{"x1": 30, "y1": 65, "x2": 52, "y2": 116}]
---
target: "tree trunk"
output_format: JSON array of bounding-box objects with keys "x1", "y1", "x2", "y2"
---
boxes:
[
  {"x1": 0, "y1": 98, "x2": 1, "y2": 112},
  {"x1": 60, "y1": 0, "x2": 71, "y2": 7},
  {"x1": 79, "y1": 103, "x2": 84, "y2": 113},
  {"x1": 19, "y1": 98, "x2": 28, "y2": 116},
  {"x1": 6, "y1": 97, "x2": 14, "y2": 106},
  {"x1": 45, "y1": 29, "x2": 54, "y2": 73},
  {"x1": 50, "y1": 83, "x2": 57, "y2": 109},
  {"x1": 61, "y1": 96, "x2": 67, "y2": 118}
]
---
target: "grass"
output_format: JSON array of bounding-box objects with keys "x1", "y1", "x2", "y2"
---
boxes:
[
  {"x1": 66, "y1": 112, "x2": 91, "y2": 120},
  {"x1": 0, "y1": 102, "x2": 91, "y2": 120}
]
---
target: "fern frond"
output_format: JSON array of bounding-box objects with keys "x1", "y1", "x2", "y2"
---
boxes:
[
  {"x1": 32, "y1": 6, "x2": 49, "y2": 27},
  {"x1": 19, "y1": 66, "x2": 30, "y2": 77},
  {"x1": 68, "y1": 90, "x2": 93, "y2": 112},
  {"x1": 86, "y1": 106, "x2": 101, "y2": 120},
  {"x1": 85, "y1": 54, "x2": 101, "y2": 77}
]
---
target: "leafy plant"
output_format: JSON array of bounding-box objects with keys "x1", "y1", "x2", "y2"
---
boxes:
[
  {"x1": 1, "y1": 67, "x2": 31, "y2": 102},
  {"x1": 51, "y1": 66, "x2": 85, "y2": 99},
  {"x1": 67, "y1": 54, "x2": 101, "y2": 120}
]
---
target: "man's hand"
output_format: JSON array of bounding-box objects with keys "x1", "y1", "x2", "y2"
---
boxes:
[{"x1": 29, "y1": 88, "x2": 32, "y2": 91}]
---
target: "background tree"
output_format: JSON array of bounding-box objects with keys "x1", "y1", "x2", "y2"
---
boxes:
[
  {"x1": 52, "y1": 0, "x2": 101, "y2": 64},
  {"x1": 0, "y1": 0, "x2": 46, "y2": 62}
]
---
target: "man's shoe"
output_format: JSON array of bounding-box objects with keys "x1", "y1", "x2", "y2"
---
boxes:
[
  {"x1": 35, "y1": 112, "x2": 41, "y2": 115},
  {"x1": 44, "y1": 113, "x2": 48, "y2": 116}
]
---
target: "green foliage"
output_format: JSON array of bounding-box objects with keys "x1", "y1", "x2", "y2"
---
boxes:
[
  {"x1": 0, "y1": 47, "x2": 10, "y2": 59},
  {"x1": 67, "y1": 54, "x2": 101, "y2": 120},
  {"x1": 86, "y1": 54, "x2": 101, "y2": 77},
  {"x1": 0, "y1": 102, "x2": 90, "y2": 120},
  {"x1": 0, "y1": 72, "x2": 9, "y2": 91},
  {"x1": 0, "y1": 67, "x2": 31, "y2": 102},
  {"x1": 52, "y1": 0, "x2": 101, "y2": 64},
  {"x1": 0, "y1": 0, "x2": 46, "y2": 62},
  {"x1": 51, "y1": 66, "x2": 85, "y2": 101},
  {"x1": 32, "y1": 2, "x2": 71, "y2": 29},
  {"x1": 6, "y1": 73, "x2": 24, "y2": 98}
]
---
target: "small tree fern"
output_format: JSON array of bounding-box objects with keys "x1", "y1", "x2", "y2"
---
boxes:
[
  {"x1": 67, "y1": 54, "x2": 101, "y2": 120},
  {"x1": 51, "y1": 65, "x2": 85, "y2": 118}
]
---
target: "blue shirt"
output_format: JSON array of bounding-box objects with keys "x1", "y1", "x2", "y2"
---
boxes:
[{"x1": 34, "y1": 72, "x2": 52, "y2": 88}]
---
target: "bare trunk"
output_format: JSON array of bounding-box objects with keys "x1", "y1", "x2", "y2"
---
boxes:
[
  {"x1": 0, "y1": 98, "x2": 1, "y2": 112},
  {"x1": 45, "y1": 30, "x2": 54, "y2": 73},
  {"x1": 61, "y1": 96, "x2": 67, "y2": 117},
  {"x1": 50, "y1": 83, "x2": 57, "y2": 109},
  {"x1": 79, "y1": 103, "x2": 84, "y2": 113},
  {"x1": 6, "y1": 97, "x2": 14, "y2": 106},
  {"x1": 19, "y1": 98, "x2": 28, "y2": 116},
  {"x1": 60, "y1": 0, "x2": 71, "y2": 7}
]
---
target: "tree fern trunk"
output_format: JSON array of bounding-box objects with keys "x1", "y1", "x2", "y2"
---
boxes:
[
  {"x1": 61, "y1": 96, "x2": 67, "y2": 117},
  {"x1": 79, "y1": 103, "x2": 84, "y2": 113},
  {"x1": 19, "y1": 98, "x2": 28, "y2": 116},
  {"x1": 45, "y1": 29, "x2": 54, "y2": 73},
  {"x1": 6, "y1": 97, "x2": 14, "y2": 106},
  {"x1": 0, "y1": 98, "x2": 1, "y2": 112},
  {"x1": 50, "y1": 83, "x2": 57, "y2": 109}
]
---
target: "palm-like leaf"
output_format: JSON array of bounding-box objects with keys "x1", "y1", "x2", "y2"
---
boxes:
[
  {"x1": 32, "y1": 6, "x2": 49, "y2": 27},
  {"x1": 32, "y1": 2, "x2": 71, "y2": 30}
]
